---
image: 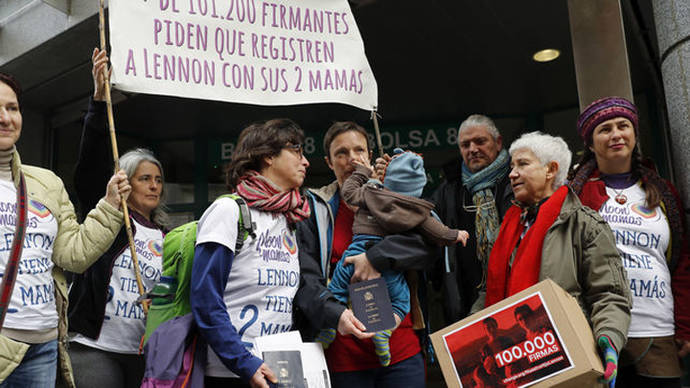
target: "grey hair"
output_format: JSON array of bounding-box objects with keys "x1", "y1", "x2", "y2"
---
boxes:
[
  {"x1": 509, "y1": 131, "x2": 572, "y2": 190},
  {"x1": 119, "y1": 148, "x2": 169, "y2": 228},
  {"x1": 458, "y1": 114, "x2": 501, "y2": 140}
]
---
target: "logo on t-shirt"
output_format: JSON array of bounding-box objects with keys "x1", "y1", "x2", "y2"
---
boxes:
[
  {"x1": 282, "y1": 230, "x2": 297, "y2": 255},
  {"x1": 630, "y1": 203, "x2": 657, "y2": 219},
  {"x1": 28, "y1": 200, "x2": 51, "y2": 218},
  {"x1": 148, "y1": 240, "x2": 163, "y2": 256}
]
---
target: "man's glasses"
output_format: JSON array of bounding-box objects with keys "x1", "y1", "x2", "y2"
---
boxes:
[
  {"x1": 284, "y1": 143, "x2": 304, "y2": 158},
  {"x1": 462, "y1": 200, "x2": 497, "y2": 213},
  {"x1": 461, "y1": 188, "x2": 499, "y2": 212}
]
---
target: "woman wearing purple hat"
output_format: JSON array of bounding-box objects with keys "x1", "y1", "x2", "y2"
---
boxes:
[{"x1": 569, "y1": 96, "x2": 690, "y2": 387}]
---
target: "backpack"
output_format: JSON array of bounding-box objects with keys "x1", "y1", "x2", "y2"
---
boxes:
[{"x1": 142, "y1": 194, "x2": 256, "y2": 345}]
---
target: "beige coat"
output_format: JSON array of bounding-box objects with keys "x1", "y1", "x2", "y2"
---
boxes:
[{"x1": 0, "y1": 152, "x2": 123, "y2": 386}]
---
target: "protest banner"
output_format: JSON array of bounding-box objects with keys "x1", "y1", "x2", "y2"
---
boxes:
[{"x1": 108, "y1": 0, "x2": 378, "y2": 111}]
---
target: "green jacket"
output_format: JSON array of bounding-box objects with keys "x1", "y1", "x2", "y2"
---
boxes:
[
  {"x1": 0, "y1": 151, "x2": 123, "y2": 386},
  {"x1": 473, "y1": 189, "x2": 632, "y2": 352}
]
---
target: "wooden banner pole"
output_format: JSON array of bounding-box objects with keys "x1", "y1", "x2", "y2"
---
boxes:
[
  {"x1": 98, "y1": 0, "x2": 148, "y2": 314},
  {"x1": 371, "y1": 108, "x2": 384, "y2": 158}
]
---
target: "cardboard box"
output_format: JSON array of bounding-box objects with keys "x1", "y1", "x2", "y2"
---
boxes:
[{"x1": 431, "y1": 279, "x2": 604, "y2": 388}]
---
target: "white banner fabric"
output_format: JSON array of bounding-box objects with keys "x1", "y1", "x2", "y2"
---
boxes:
[{"x1": 109, "y1": 0, "x2": 378, "y2": 111}]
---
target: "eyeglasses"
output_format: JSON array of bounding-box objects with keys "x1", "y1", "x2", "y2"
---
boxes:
[
  {"x1": 283, "y1": 144, "x2": 304, "y2": 158},
  {"x1": 462, "y1": 200, "x2": 497, "y2": 213},
  {"x1": 461, "y1": 186, "x2": 500, "y2": 212}
]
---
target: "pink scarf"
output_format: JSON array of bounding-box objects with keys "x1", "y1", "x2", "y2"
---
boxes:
[{"x1": 235, "y1": 170, "x2": 310, "y2": 225}]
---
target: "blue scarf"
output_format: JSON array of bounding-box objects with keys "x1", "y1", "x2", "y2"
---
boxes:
[
  {"x1": 461, "y1": 149, "x2": 510, "y2": 193},
  {"x1": 461, "y1": 149, "x2": 510, "y2": 286}
]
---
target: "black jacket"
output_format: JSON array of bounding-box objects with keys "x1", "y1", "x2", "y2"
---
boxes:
[
  {"x1": 429, "y1": 159, "x2": 513, "y2": 324},
  {"x1": 67, "y1": 99, "x2": 163, "y2": 339}
]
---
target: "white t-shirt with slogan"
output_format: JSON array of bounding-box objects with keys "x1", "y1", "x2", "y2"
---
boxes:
[
  {"x1": 196, "y1": 197, "x2": 300, "y2": 378},
  {"x1": 0, "y1": 180, "x2": 58, "y2": 330},
  {"x1": 600, "y1": 183, "x2": 674, "y2": 337},
  {"x1": 72, "y1": 216, "x2": 163, "y2": 353}
]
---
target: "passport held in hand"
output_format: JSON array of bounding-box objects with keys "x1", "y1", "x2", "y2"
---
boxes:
[
  {"x1": 348, "y1": 277, "x2": 396, "y2": 332},
  {"x1": 262, "y1": 350, "x2": 306, "y2": 388}
]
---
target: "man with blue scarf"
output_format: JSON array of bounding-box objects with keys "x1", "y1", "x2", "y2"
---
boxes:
[{"x1": 431, "y1": 114, "x2": 513, "y2": 324}]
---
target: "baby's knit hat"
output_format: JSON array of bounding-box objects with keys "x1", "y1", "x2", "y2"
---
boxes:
[{"x1": 383, "y1": 148, "x2": 427, "y2": 198}]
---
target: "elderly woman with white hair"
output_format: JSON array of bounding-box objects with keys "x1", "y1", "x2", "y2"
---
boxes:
[{"x1": 471, "y1": 131, "x2": 631, "y2": 388}]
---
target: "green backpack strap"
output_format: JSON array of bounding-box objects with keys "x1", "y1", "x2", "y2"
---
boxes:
[
  {"x1": 168, "y1": 194, "x2": 255, "y2": 297},
  {"x1": 144, "y1": 194, "x2": 257, "y2": 346},
  {"x1": 219, "y1": 194, "x2": 256, "y2": 251}
]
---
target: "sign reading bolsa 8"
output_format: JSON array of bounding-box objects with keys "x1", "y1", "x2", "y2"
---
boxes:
[{"x1": 109, "y1": 0, "x2": 378, "y2": 111}]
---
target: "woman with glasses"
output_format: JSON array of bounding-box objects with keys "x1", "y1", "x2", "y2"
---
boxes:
[{"x1": 190, "y1": 119, "x2": 311, "y2": 388}]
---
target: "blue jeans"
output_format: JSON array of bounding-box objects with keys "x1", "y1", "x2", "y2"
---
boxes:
[
  {"x1": 329, "y1": 352, "x2": 425, "y2": 388},
  {"x1": 0, "y1": 339, "x2": 57, "y2": 388}
]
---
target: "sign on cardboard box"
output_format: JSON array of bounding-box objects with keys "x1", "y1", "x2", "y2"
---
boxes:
[{"x1": 431, "y1": 279, "x2": 604, "y2": 388}]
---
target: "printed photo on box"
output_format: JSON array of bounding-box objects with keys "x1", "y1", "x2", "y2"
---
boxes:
[{"x1": 441, "y1": 292, "x2": 573, "y2": 388}]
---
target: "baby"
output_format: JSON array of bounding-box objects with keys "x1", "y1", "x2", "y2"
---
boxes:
[{"x1": 318, "y1": 148, "x2": 469, "y2": 366}]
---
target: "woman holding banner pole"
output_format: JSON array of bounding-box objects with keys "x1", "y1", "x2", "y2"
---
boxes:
[
  {"x1": 0, "y1": 72, "x2": 130, "y2": 388},
  {"x1": 66, "y1": 48, "x2": 169, "y2": 388}
]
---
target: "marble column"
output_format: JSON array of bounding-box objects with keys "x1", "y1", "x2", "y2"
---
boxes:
[
  {"x1": 568, "y1": 0, "x2": 634, "y2": 109},
  {"x1": 652, "y1": 0, "x2": 690, "y2": 217}
]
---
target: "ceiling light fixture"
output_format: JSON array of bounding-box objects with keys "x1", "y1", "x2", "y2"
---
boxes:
[{"x1": 533, "y1": 49, "x2": 560, "y2": 62}]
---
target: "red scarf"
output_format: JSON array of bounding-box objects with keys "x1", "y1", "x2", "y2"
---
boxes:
[
  {"x1": 235, "y1": 170, "x2": 311, "y2": 225},
  {"x1": 485, "y1": 186, "x2": 569, "y2": 306}
]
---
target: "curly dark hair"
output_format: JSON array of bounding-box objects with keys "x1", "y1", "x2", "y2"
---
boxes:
[
  {"x1": 568, "y1": 144, "x2": 662, "y2": 209},
  {"x1": 0, "y1": 72, "x2": 22, "y2": 109},
  {"x1": 225, "y1": 118, "x2": 305, "y2": 189}
]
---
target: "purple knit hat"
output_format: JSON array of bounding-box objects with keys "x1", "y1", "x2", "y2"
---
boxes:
[{"x1": 576, "y1": 96, "x2": 638, "y2": 144}]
